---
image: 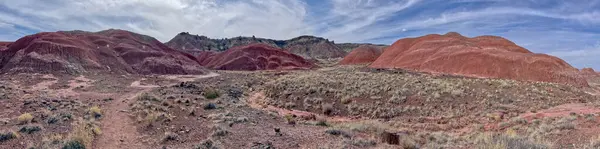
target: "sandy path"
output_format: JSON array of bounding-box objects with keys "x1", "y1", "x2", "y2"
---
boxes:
[
  {"x1": 30, "y1": 74, "x2": 58, "y2": 91},
  {"x1": 520, "y1": 103, "x2": 600, "y2": 120},
  {"x1": 95, "y1": 72, "x2": 219, "y2": 149}
]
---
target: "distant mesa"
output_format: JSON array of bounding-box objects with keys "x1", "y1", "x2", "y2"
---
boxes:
[
  {"x1": 199, "y1": 43, "x2": 314, "y2": 71},
  {"x1": 336, "y1": 43, "x2": 388, "y2": 52},
  {"x1": 282, "y1": 36, "x2": 347, "y2": 59},
  {"x1": 370, "y1": 32, "x2": 588, "y2": 87},
  {"x1": 339, "y1": 45, "x2": 382, "y2": 65},
  {"x1": 166, "y1": 33, "x2": 348, "y2": 60},
  {"x1": 0, "y1": 29, "x2": 207, "y2": 75}
]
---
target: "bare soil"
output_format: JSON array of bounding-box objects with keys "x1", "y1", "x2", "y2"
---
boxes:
[{"x1": 0, "y1": 66, "x2": 599, "y2": 149}]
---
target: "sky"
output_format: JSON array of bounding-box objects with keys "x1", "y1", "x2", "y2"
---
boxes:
[{"x1": 0, "y1": 0, "x2": 599, "y2": 69}]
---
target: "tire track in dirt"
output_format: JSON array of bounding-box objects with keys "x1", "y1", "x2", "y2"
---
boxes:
[
  {"x1": 95, "y1": 72, "x2": 219, "y2": 149},
  {"x1": 246, "y1": 91, "x2": 355, "y2": 122}
]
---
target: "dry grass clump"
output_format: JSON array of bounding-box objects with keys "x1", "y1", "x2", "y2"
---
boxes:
[
  {"x1": 583, "y1": 135, "x2": 600, "y2": 149},
  {"x1": 283, "y1": 114, "x2": 296, "y2": 125},
  {"x1": 18, "y1": 125, "x2": 41, "y2": 134},
  {"x1": 522, "y1": 115, "x2": 577, "y2": 139},
  {"x1": 137, "y1": 93, "x2": 159, "y2": 101},
  {"x1": 194, "y1": 139, "x2": 222, "y2": 149},
  {"x1": 263, "y1": 66, "x2": 592, "y2": 121},
  {"x1": 474, "y1": 132, "x2": 551, "y2": 149},
  {"x1": 203, "y1": 88, "x2": 220, "y2": 99},
  {"x1": 66, "y1": 119, "x2": 102, "y2": 148},
  {"x1": 345, "y1": 138, "x2": 377, "y2": 147},
  {"x1": 332, "y1": 120, "x2": 393, "y2": 135},
  {"x1": 17, "y1": 113, "x2": 34, "y2": 124},
  {"x1": 0, "y1": 131, "x2": 19, "y2": 142},
  {"x1": 88, "y1": 106, "x2": 102, "y2": 118},
  {"x1": 136, "y1": 111, "x2": 168, "y2": 128},
  {"x1": 40, "y1": 133, "x2": 64, "y2": 148}
]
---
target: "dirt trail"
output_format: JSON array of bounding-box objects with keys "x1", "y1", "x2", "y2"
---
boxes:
[
  {"x1": 95, "y1": 72, "x2": 220, "y2": 149},
  {"x1": 30, "y1": 74, "x2": 58, "y2": 91},
  {"x1": 27, "y1": 75, "x2": 96, "y2": 99},
  {"x1": 520, "y1": 103, "x2": 600, "y2": 120}
]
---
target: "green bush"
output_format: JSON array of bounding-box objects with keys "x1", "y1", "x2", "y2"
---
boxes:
[
  {"x1": 19, "y1": 126, "x2": 41, "y2": 134},
  {"x1": 0, "y1": 131, "x2": 18, "y2": 142},
  {"x1": 204, "y1": 103, "x2": 217, "y2": 110},
  {"x1": 204, "y1": 89, "x2": 220, "y2": 99},
  {"x1": 316, "y1": 120, "x2": 328, "y2": 127},
  {"x1": 62, "y1": 140, "x2": 85, "y2": 149}
]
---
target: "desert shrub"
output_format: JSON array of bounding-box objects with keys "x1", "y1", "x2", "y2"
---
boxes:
[
  {"x1": 348, "y1": 138, "x2": 377, "y2": 147},
  {"x1": 62, "y1": 140, "x2": 85, "y2": 149},
  {"x1": 250, "y1": 141, "x2": 274, "y2": 149},
  {"x1": 162, "y1": 132, "x2": 178, "y2": 142},
  {"x1": 195, "y1": 139, "x2": 220, "y2": 149},
  {"x1": 18, "y1": 113, "x2": 34, "y2": 124},
  {"x1": 204, "y1": 103, "x2": 217, "y2": 110},
  {"x1": 92, "y1": 126, "x2": 102, "y2": 135},
  {"x1": 19, "y1": 125, "x2": 41, "y2": 134},
  {"x1": 227, "y1": 88, "x2": 243, "y2": 99},
  {"x1": 475, "y1": 133, "x2": 550, "y2": 149},
  {"x1": 340, "y1": 97, "x2": 352, "y2": 104},
  {"x1": 585, "y1": 136, "x2": 600, "y2": 149},
  {"x1": 88, "y1": 106, "x2": 102, "y2": 119},
  {"x1": 322, "y1": 104, "x2": 334, "y2": 115},
  {"x1": 204, "y1": 89, "x2": 220, "y2": 99},
  {"x1": 211, "y1": 126, "x2": 229, "y2": 137},
  {"x1": 325, "y1": 129, "x2": 352, "y2": 138},
  {"x1": 62, "y1": 113, "x2": 73, "y2": 120},
  {"x1": 69, "y1": 122, "x2": 97, "y2": 148},
  {"x1": 137, "y1": 93, "x2": 159, "y2": 102},
  {"x1": 0, "y1": 131, "x2": 19, "y2": 142},
  {"x1": 47, "y1": 116, "x2": 59, "y2": 124},
  {"x1": 553, "y1": 116, "x2": 576, "y2": 130},
  {"x1": 284, "y1": 114, "x2": 296, "y2": 125},
  {"x1": 337, "y1": 120, "x2": 390, "y2": 134},
  {"x1": 316, "y1": 120, "x2": 328, "y2": 127},
  {"x1": 44, "y1": 133, "x2": 64, "y2": 145},
  {"x1": 142, "y1": 113, "x2": 158, "y2": 128}
]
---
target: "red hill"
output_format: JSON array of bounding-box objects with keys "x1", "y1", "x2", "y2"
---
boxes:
[
  {"x1": 370, "y1": 32, "x2": 587, "y2": 87},
  {"x1": 196, "y1": 51, "x2": 218, "y2": 66},
  {"x1": 339, "y1": 45, "x2": 382, "y2": 65},
  {"x1": 201, "y1": 43, "x2": 314, "y2": 71},
  {"x1": 0, "y1": 42, "x2": 10, "y2": 51},
  {"x1": 581, "y1": 68, "x2": 599, "y2": 77},
  {"x1": 0, "y1": 29, "x2": 207, "y2": 75}
]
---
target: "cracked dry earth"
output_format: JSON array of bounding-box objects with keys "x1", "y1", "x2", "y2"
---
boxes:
[{"x1": 0, "y1": 66, "x2": 600, "y2": 149}]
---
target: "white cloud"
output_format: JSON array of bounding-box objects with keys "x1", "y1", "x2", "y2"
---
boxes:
[
  {"x1": 0, "y1": 0, "x2": 312, "y2": 41},
  {"x1": 367, "y1": 7, "x2": 600, "y2": 36},
  {"x1": 0, "y1": 22, "x2": 12, "y2": 28},
  {"x1": 315, "y1": 0, "x2": 420, "y2": 42}
]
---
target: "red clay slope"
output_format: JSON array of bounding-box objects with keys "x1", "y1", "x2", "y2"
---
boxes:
[
  {"x1": 196, "y1": 51, "x2": 219, "y2": 66},
  {"x1": 370, "y1": 32, "x2": 587, "y2": 87},
  {"x1": 581, "y1": 68, "x2": 599, "y2": 77},
  {"x1": 202, "y1": 43, "x2": 314, "y2": 71},
  {"x1": 0, "y1": 42, "x2": 10, "y2": 51},
  {"x1": 0, "y1": 29, "x2": 207, "y2": 75},
  {"x1": 339, "y1": 45, "x2": 382, "y2": 65}
]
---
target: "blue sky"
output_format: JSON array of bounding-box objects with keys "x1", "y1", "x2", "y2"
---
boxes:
[{"x1": 0, "y1": 0, "x2": 599, "y2": 69}]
